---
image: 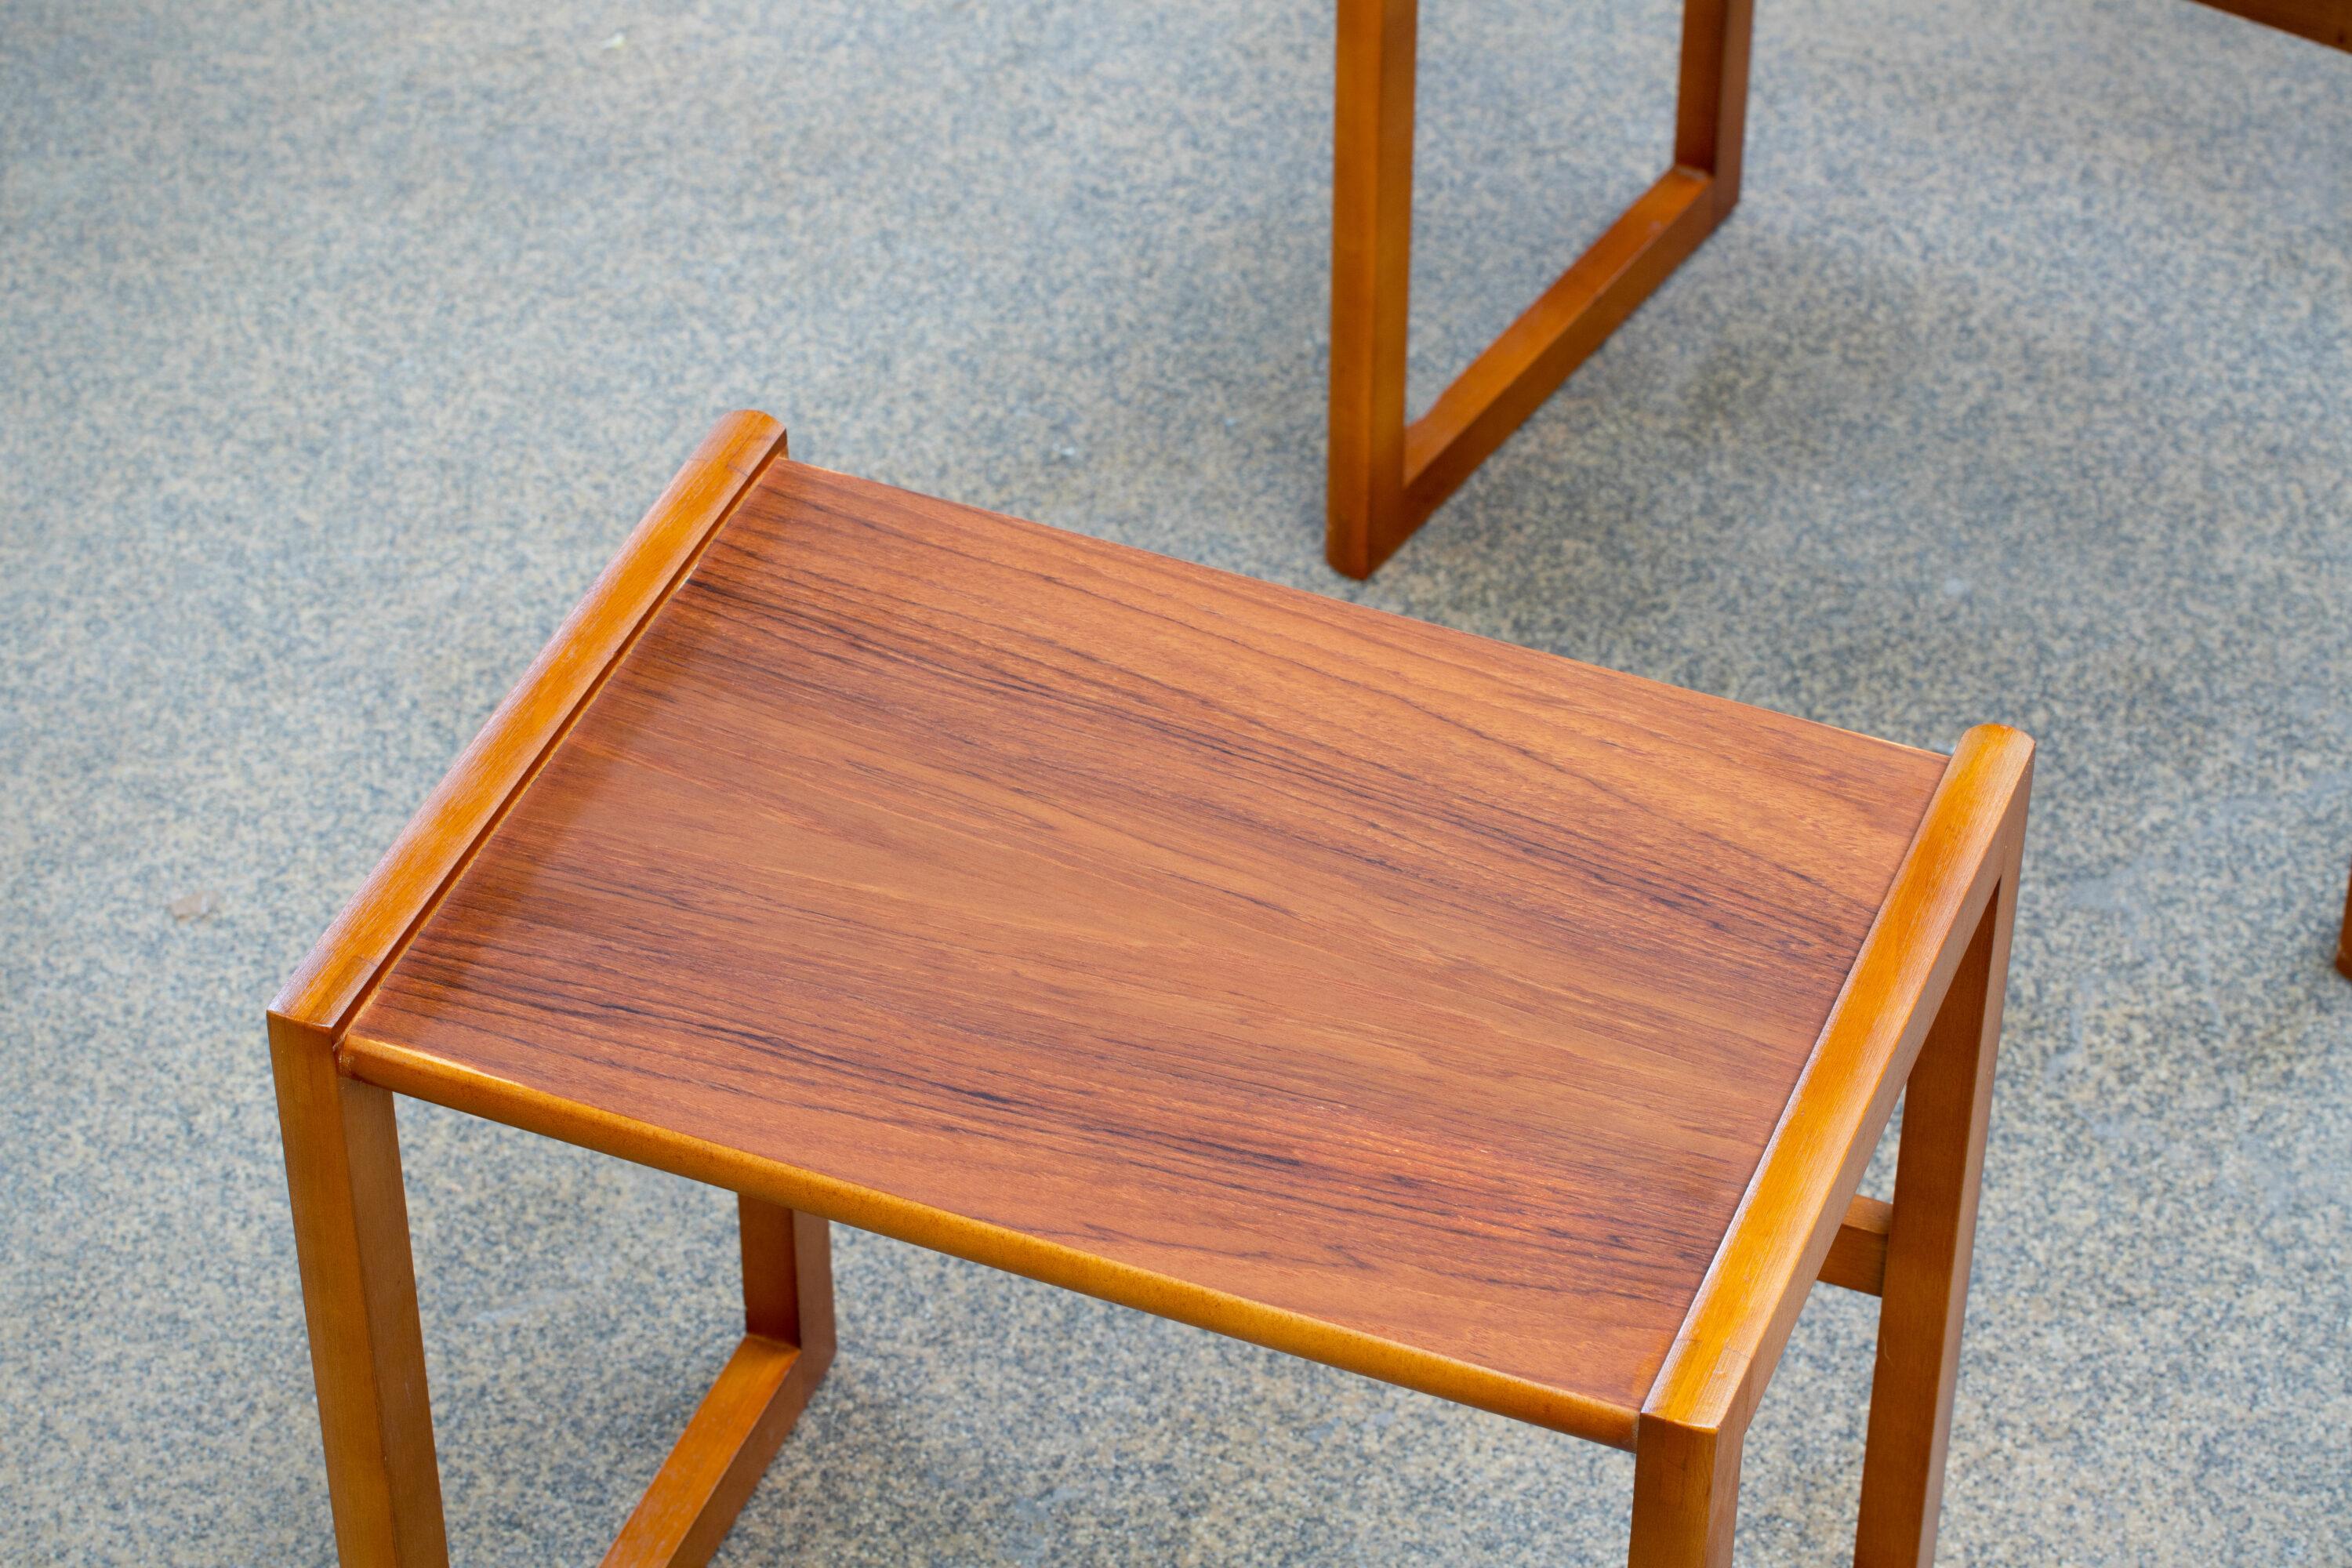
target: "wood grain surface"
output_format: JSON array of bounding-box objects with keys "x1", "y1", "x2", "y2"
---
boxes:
[
  {"x1": 347, "y1": 460, "x2": 1949, "y2": 1435},
  {"x1": 1852, "y1": 884, "x2": 2014, "y2": 1567},
  {"x1": 270, "y1": 1041, "x2": 446, "y2": 1567},
  {"x1": 1641, "y1": 724, "x2": 2031, "y2": 1439},
  {"x1": 1819, "y1": 1194, "x2": 1894, "y2": 1296},
  {"x1": 600, "y1": 1200, "x2": 833, "y2": 1568}
]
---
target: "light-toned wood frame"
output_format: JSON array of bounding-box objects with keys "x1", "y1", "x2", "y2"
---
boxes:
[
  {"x1": 269, "y1": 412, "x2": 813, "y2": 1568},
  {"x1": 270, "y1": 412, "x2": 2032, "y2": 1565},
  {"x1": 1326, "y1": 0, "x2": 1755, "y2": 577},
  {"x1": 1634, "y1": 723, "x2": 2033, "y2": 1564}
]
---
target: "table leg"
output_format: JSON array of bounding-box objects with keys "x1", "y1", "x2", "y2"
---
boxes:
[
  {"x1": 601, "y1": 1198, "x2": 835, "y2": 1568},
  {"x1": 740, "y1": 1195, "x2": 836, "y2": 1362},
  {"x1": 1327, "y1": 0, "x2": 1418, "y2": 579},
  {"x1": 2334, "y1": 858, "x2": 2351, "y2": 982},
  {"x1": 271, "y1": 1033, "x2": 449, "y2": 1568},
  {"x1": 1674, "y1": 0, "x2": 1756, "y2": 220},
  {"x1": 1324, "y1": 0, "x2": 1755, "y2": 578},
  {"x1": 1852, "y1": 872, "x2": 2016, "y2": 1566},
  {"x1": 1629, "y1": 1415, "x2": 1744, "y2": 1567}
]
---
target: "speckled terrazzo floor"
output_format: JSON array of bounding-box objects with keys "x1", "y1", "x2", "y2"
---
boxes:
[{"x1": 3, "y1": 0, "x2": 2348, "y2": 1563}]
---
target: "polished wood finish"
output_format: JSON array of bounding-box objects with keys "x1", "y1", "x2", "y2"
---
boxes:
[
  {"x1": 269, "y1": 411, "x2": 787, "y2": 1051},
  {"x1": 1675, "y1": 0, "x2": 1757, "y2": 217},
  {"x1": 1630, "y1": 1416, "x2": 1744, "y2": 1568},
  {"x1": 352, "y1": 458, "x2": 1947, "y2": 1443},
  {"x1": 601, "y1": 1338, "x2": 809, "y2": 1568},
  {"x1": 2188, "y1": 0, "x2": 2350, "y2": 49},
  {"x1": 602, "y1": 1202, "x2": 833, "y2": 1568},
  {"x1": 1325, "y1": 0, "x2": 1756, "y2": 577},
  {"x1": 1643, "y1": 725, "x2": 2031, "y2": 1439},
  {"x1": 270, "y1": 414, "x2": 792, "y2": 1568},
  {"x1": 278, "y1": 419, "x2": 2031, "y2": 1563},
  {"x1": 1632, "y1": 724, "x2": 2030, "y2": 1566},
  {"x1": 740, "y1": 1196, "x2": 834, "y2": 1355},
  {"x1": 1820, "y1": 1194, "x2": 1895, "y2": 1297},
  {"x1": 1853, "y1": 882, "x2": 2014, "y2": 1566},
  {"x1": 1403, "y1": 171, "x2": 1717, "y2": 524},
  {"x1": 1327, "y1": 0, "x2": 1417, "y2": 578},
  {"x1": 270, "y1": 1029, "x2": 446, "y2": 1568}
]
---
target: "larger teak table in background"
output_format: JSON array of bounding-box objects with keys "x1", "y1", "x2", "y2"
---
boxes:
[{"x1": 272, "y1": 412, "x2": 2034, "y2": 1566}]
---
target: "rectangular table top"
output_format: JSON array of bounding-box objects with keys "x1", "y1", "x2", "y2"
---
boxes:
[{"x1": 336, "y1": 448, "x2": 1953, "y2": 1441}]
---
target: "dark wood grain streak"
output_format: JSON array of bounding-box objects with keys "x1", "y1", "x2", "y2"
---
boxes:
[{"x1": 349, "y1": 461, "x2": 1948, "y2": 1434}]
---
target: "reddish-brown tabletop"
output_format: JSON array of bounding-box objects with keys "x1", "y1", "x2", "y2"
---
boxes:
[{"x1": 343, "y1": 457, "x2": 1947, "y2": 1442}]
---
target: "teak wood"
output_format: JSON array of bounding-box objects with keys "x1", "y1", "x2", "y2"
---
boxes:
[
  {"x1": 601, "y1": 1199, "x2": 833, "y2": 1568},
  {"x1": 272, "y1": 413, "x2": 2032, "y2": 1564},
  {"x1": 1327, "y1": 0, "x2": 1755, "y2": 576}
]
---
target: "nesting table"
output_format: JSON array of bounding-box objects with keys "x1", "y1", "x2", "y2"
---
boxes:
[{"x1": 271, "y1": 412, "x2": 2032, "y2": 1566}]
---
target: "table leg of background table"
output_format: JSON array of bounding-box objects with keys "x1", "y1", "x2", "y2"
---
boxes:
[
  {"x1": 1853, "y1": 869, "x2": 2016, "y2": 1567},
  {"x1": 1326, "y1": 0, "x2": 1755, "y2": 579},
  {"x1": 1629, "y1": 1415, "x2": 1744, "y2": 1567},
  {"x1": 1672, "y1": 0, "x2": 1756, "y2": 220},
  {"x1": 1327, "y1": 0, "x2": 1417, "y2": 579},
  {"x1": 270, "y1": 1033, "x2": 449, "y2": 1568},
  {"x1": 2333, "y1": 858, "x2": 2351, "y2": 981}
]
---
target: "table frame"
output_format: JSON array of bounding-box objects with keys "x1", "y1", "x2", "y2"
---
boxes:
[
  {"x1": 1326, "y1": 0, "x2": 1755, "y2": 576},
  {"x1": 271, "y1": 413, "x2": 2033, "y2": 1566}
]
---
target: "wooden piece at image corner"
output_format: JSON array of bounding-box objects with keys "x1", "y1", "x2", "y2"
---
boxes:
[
  {"x1": 2188, "y1": 0, "x2": 2351, "y2": 49},
  {"x1": 1325, "y1": 0, "x2": 1754, "y2": 578},
  {"x1": 2337, "y1": 859, "x2": 2352, "y2": 981}
]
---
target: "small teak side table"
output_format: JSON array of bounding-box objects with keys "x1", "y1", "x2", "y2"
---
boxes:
[{"x1": 271, "y1": 412, "x2": 2033, "y2": 1567}]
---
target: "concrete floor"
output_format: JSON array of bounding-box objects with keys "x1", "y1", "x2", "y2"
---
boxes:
[{"x1": 2, "y1": 0, "x2": 2348, "y2": 1563}]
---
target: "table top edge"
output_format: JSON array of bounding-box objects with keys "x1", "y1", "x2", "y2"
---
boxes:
[
  {"x1": 266, "y1": 410, "x2": 788, "y2": 1046},
  {"x1": 1641, "y1": 721, "x2": 2035, "y2": 1437},
  {"x1": 334, "y1": 1028, "x2": 1646, "y2": 1450}
]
